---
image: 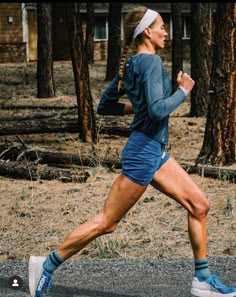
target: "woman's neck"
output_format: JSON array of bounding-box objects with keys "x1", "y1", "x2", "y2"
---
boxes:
[{"x1": 136, "y1": 43, "x2": 156, "y2": 55}]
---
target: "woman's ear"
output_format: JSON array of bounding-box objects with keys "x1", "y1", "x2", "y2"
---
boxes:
[{"x1": 143, "y1": 27, "x2": 152, "y2": 38}]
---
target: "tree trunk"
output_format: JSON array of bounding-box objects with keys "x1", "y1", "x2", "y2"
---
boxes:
[
  {"x1": 85, "y1": 3, "x2": 95, "y2": 65},
  {"x1": 37, "y1": 3, "x2": 56, "y2": 98},
  {"x1": 171, "y1": 3, "x2": 183, "y2": 92},
  {"x1": 190, "y1": 3, "x2": 213, "y2": 117},
  {"x1": 65, "y1": 3, "x2": 97, "y2": 143},
  {"x1": 196, "y1": 3, "x2": 236, "y2": 165},
  {"x1": 105, "y1": 3, "x2": 122, "y2": 81}
]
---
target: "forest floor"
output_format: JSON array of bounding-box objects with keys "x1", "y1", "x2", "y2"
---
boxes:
[{"x1": 0, "y1": 61, "x2": 235, "y2": 262}]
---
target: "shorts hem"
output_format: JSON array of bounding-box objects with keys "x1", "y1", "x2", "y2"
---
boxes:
[
  {"x1": 122, "y1": 153, "x2": 170, "y2": 186},
  {"x1": 121, "y1": 171, "x2": 150, "y2": 186}
]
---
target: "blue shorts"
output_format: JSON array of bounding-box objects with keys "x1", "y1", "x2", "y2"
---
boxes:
[{"x1": 121, "y1": 131, "x2": 170, "y2": 185}]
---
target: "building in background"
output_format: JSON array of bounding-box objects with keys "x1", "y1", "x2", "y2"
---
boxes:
[{"x1": 0, "y1": 3, "x2": 191, "y2": 63}]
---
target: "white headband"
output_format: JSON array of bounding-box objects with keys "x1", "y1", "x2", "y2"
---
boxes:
[{"x1": 133, "y1": 9, "x2": 159, "y2": 39}]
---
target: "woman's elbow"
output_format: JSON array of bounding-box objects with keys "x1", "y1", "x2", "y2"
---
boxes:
[
  {"x1": 97, "y1": 104, "x2": 105, "y2": 115},
  {"x1": 149, "y1": 110, "x2": 164, "y2": 121}
]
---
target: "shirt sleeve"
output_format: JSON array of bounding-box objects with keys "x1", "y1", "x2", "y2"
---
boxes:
[
  {"x1": 142, "y1": 55, "x2": 186, "y2": 121},
  {"x1": 97, "y1": 74, "x2": 126, "y2": 116}
]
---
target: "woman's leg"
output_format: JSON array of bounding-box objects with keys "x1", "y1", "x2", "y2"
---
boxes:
[
  {"x1": 29, "y1": 173, "x2": 147, "y2": 297},
  {"x1": 57, "y1": 173, "x2": 147, "y2": 260},
  {"x1": 150, "y1": 157, "x2": 210, "y2": 260},
  {"x1": 151, "y1": 157, "x2": 236, "y2": 295}
]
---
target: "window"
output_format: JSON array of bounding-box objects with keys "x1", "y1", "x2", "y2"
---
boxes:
[
  {"x1": 25, "y1": 3, "x2": 37, "y2": 9},
  {"x1": 94, "y1": 16, "x2": 108, "y2": 40},
  {"x1": 182, "y1": 15, "x2": 191, "y2": 39},
  {"x1": 7, "y1": 16, "x2": 13, "y2": 24}
]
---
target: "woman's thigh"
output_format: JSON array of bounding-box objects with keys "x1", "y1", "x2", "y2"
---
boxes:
[
  {"x1": 151, "y1": 157, "x2": 210, "y2": 215},
  {"x1": 101, "y1": 173, "x2": 148, "y2": 224}
]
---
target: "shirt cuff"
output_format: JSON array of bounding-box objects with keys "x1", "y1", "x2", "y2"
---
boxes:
[
  {"x1": 178, "y1": 86, "x2": 188, "y2": 97},
  {"x1": 97, "y1": 102, "x2": 125, "y2": 116}
]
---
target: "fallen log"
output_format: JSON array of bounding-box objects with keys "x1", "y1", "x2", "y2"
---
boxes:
[
  {"x1": 0, "y1": 117, "x2": 131, "y2": 137},
  {"x1": 181, "y1": 163, "x2": 235, "y2": 183},
  {"x1": 0, "y1": 143, "x2": 121, "y2": 169},
  {"x1": 0, "y1": 142, "x2": 235, "y2": 183},
  {"x1": 0, "y1": 109, "x2": 77, "y2": 122},
  {"x1": 26, "y1": 155, "x2": 235, "y2": 182},
  {"x1": 0, "y1": 117, "x2": 79, "y2": 135},
  {"x1": 0, "y1": 160, "x2": 90, "y2": 183},
  {"x1": 0, "y1": 104, "x2": 77, "y2": 110}
]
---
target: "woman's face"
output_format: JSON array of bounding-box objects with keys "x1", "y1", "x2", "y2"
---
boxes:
[{"x1": 146, "y1": 14, "x2": 168, "y2": 49}]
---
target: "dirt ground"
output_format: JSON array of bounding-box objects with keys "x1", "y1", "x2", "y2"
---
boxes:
[{"x1": 0, "y1": 61, "x2": 235, "y2": 262}]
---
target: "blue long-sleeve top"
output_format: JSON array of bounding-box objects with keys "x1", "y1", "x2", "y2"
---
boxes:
[{"x1": 97, "y1": 53, "x2": 186, "y2": 147}]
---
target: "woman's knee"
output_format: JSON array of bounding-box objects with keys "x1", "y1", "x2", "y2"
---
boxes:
[
  {"x1": 93, "y1": 213, "x2": 118, "y2": 235},
  {"x1": 98, "y1": 221, "x2": 118, "y2": 234},
  {"x1": 191, "y1": 194, "x2": 210, "y2": 219}
]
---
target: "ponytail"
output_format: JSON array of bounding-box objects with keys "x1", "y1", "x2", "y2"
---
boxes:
[{"x1": 117, "y1": 42, "x2": 132, "y2": 92}]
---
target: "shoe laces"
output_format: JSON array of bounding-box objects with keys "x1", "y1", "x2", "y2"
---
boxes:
[{"x1": 211, "y1": 274, "x2": 225, "y2": 289}]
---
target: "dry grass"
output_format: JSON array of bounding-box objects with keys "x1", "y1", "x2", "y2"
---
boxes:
[
  {"x1": 0, "y1": 172, "x2": 235, "y2": 262},
  {"x1": 0, "y1": 61, "x2": 235, "y2": 262}
]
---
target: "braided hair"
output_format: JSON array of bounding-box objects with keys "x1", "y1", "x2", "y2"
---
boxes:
[{"x1": 118, "y1": 5, "x2": 148, "y2": 92}]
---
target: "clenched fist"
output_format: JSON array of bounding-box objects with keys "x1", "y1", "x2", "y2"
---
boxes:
[{"x1": 177, "y1": 71, "x2": 195, "y2": 95}]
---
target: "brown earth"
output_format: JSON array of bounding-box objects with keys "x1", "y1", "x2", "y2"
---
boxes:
[{"x1": 0, "y1": 61, "x2": 235, "y2": 262}]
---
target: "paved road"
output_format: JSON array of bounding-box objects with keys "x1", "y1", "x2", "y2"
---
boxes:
[{"x1": 0, "y1": 256, "x2": 236, "y2": 297}]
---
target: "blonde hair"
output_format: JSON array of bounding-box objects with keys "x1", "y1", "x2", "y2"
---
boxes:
[{"x1": 118, "y1": 5, "x2": 148, "y2": 91}]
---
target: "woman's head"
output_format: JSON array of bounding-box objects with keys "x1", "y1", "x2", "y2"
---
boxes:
[
  {"x1": 123, "y1": 6, "x2": 160, "y2": 44},
  {"x1": 142, "y1": 14, "x2": 168, "y2": 49},
  {"x1": 118, "y1": 5, "x2": 167, "y2": 87},
  {"x1": 122, "y1": 5, "x2": 149, "y2": 45}
]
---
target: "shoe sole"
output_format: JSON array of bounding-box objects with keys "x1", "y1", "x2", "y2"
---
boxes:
[
  {"x1": 29, "y1": 256, "x2": 46, "y2": 297},
  {"x1": 191, "y1": 288, "x2": 236, "y2": 297}
]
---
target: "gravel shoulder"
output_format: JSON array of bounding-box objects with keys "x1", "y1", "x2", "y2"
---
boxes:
[{"x1": 1, "y1": 256, "x2": 236, "y2": 297}]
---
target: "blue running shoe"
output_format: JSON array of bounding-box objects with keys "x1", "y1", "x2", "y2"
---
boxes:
[
  {"x1": 191, "y1": 274, "x2": 236, "y2": 297},
  {"x1": 29, "y1": 256, "x2": 53, "y2": 297}
]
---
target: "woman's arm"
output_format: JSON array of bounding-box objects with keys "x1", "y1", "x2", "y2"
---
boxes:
[
  {"x1": 123, "y1": 102, "x2": 134, "y2": 114},
  {"x1": 97, "y1": 74, "x2": 127, "y2": 116},
  {"x1": 142, "y1": 55, "x2": 187, "y2": 121}
]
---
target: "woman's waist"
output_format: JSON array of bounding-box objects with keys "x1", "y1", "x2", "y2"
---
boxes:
[{"x1": 129, "y1": 130, "x2": 167, "y2": 150}]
